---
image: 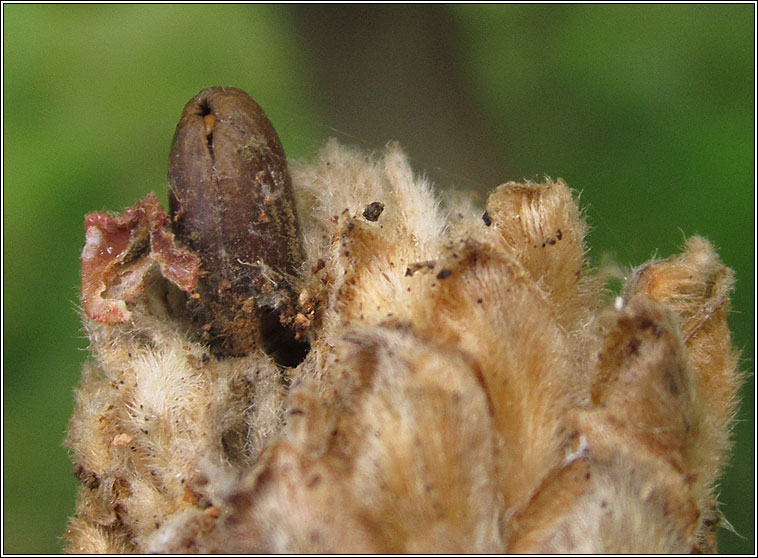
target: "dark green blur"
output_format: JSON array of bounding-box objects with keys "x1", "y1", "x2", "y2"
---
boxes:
[{"x1": 3, "y1": 4, "x2": 753, "y2": 553}]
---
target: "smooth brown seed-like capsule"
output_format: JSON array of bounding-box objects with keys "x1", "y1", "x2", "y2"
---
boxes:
[{"x1": 168, "y1": 87, "x2": 306, "y2": 360}]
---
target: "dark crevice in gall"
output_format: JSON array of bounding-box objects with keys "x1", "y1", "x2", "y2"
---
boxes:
[
  {"x1": 221, "y1": 425, "x2": 248, "y2": 466},
  {"x1": 206, "y1": 134, "x2": 214, "y2": 159},
  {"x1": 363, "y1": 201, "x2": 385, "y2": 222},
  {"x1": 205, "y1": 127, "x2": 215, "y2": 160},
  {"x1": 258, "y1": 308, "x2": 310, "y2": 368},
  {"x1": 198, "y1": 100, "x2": 215, "y2": 159}
]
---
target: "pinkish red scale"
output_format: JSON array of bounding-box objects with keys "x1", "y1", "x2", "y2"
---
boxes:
[{"x1": 81, "y1": 193, "x2": 201, "y2": 324}]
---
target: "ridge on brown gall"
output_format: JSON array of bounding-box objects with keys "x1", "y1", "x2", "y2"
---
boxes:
[{"x1": 68, "y1": 87, "x2": 742, "y2": 554}]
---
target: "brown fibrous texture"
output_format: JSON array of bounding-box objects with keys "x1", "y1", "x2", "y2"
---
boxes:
[{"x1": 67, "y1": 95, "x2": 742, "y2": 553}]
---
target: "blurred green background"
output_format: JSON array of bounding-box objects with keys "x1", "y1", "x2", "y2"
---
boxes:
[{"x1": 3, "y1": 4, "x2": 753, "y2": 554}]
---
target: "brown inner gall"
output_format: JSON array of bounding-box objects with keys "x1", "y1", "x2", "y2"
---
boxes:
[{"x1": 168, "y1": 86, "x2": 308, "y2": 363}]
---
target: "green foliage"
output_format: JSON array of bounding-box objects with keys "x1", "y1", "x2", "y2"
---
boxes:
[{"x1": 3, "y1": 4, "x2": 753, "y2": 553}]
